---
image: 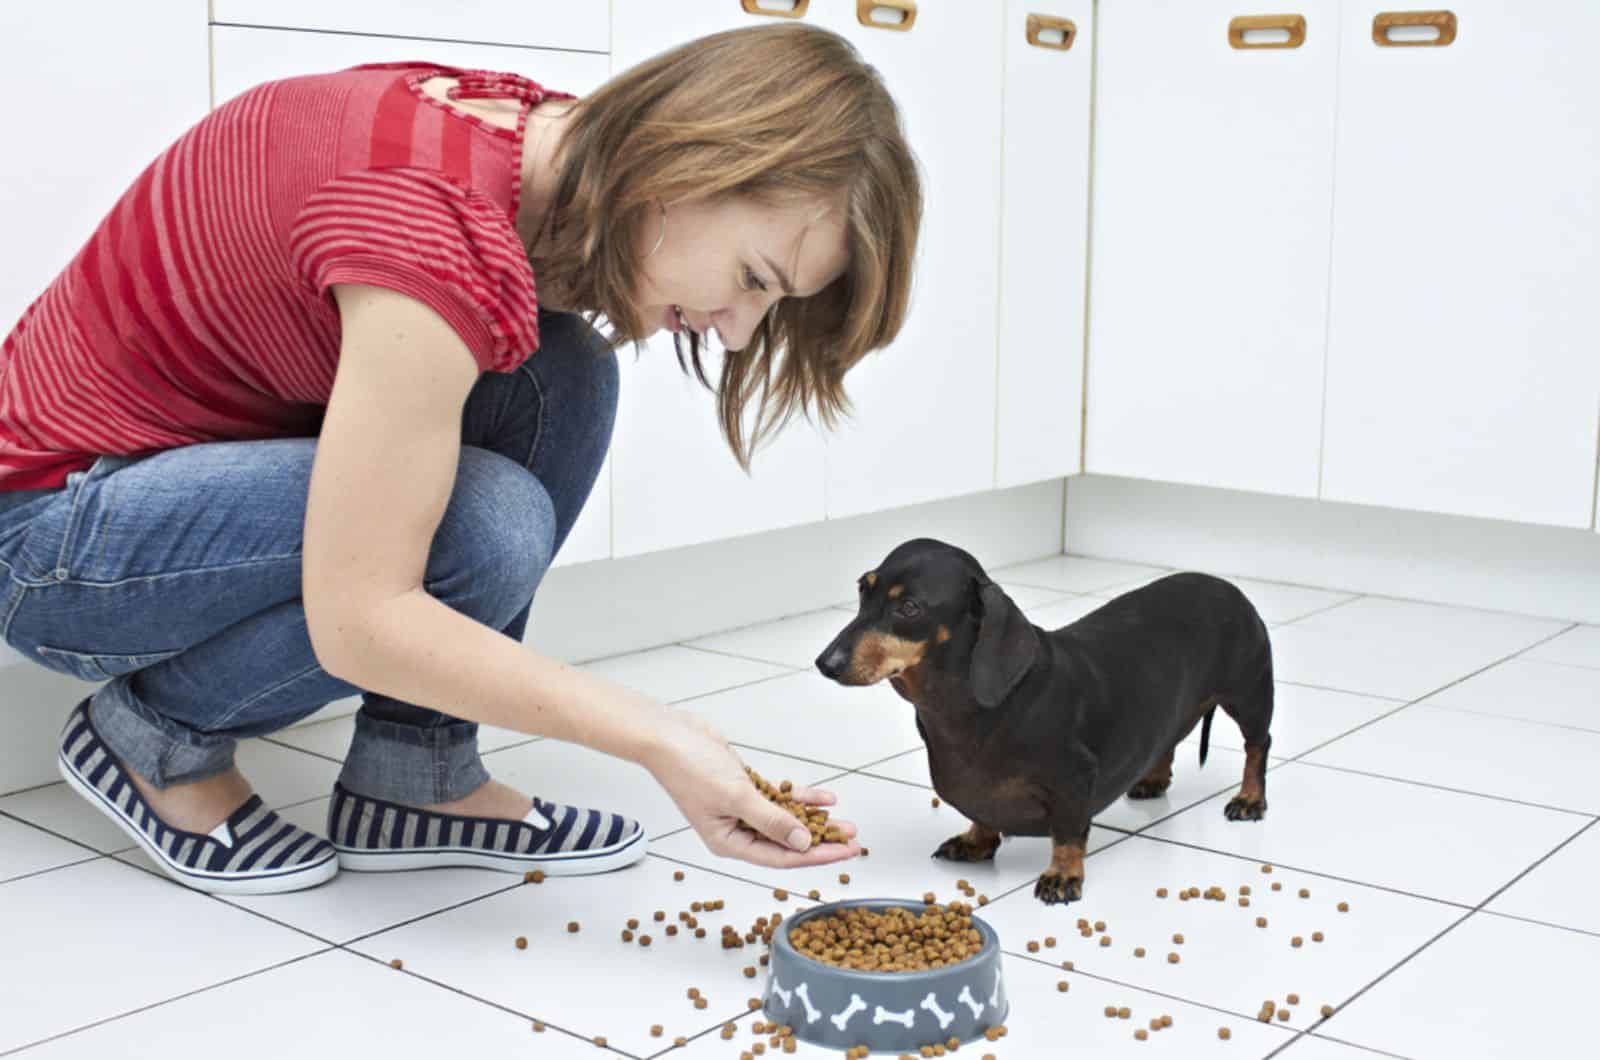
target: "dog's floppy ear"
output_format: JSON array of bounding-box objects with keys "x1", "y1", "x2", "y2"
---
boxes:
[{"x1": 971, "y1": 581, "x2": 1039, "y2": 709}]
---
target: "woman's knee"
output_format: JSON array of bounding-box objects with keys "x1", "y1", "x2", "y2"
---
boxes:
[{"x1": 423, "y1": 446, "x2": 557, "y2": 625}]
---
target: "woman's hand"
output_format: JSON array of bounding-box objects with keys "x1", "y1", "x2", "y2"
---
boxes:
[{"x1": 644, "y1": 708, "x2": 862, "y2": 869}]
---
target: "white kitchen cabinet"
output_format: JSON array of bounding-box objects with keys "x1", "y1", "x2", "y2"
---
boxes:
[
  {"x1": 1321, "y1": 1, "x2": 1600, "y2": 528},
  {"x1": 1086, "y1": 0, "x2": 1340, "y2": 498},
  {"x1": 212, "y1": 0, "x2": 608, "y2": 54},
  {"x1": 211, "y1": 25, "x2": 611, "y2": 107},
  {"x1": 1, "y1": 2, "x2": 209, "y2": 336},
  {"x1": 606, "y1": 0, "x2": 832, "y2": 557},
  {"x1": 995, "y1": 0, "x2": 1093, "y2": 489},
  {"x1": 810, "y1": 0, "x2": 1005, "y2": 519},
  {"x1": 211, "y1": 25, "x2": 614, "y2": 566}
]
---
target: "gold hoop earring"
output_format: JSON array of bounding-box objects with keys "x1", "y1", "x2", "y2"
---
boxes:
[{"x1": 648, "y1": 201, "x2": 667, "y2": 257}]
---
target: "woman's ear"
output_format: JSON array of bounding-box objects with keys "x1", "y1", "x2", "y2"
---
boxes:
[{"x1": 970, "y1": 582, "x2": 1039, "y2": 709}]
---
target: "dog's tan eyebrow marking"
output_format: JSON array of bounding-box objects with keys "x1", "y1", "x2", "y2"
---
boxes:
[
  {"x1": 864, "y1": 572, "x2": 877, "y2": 588},
  {"x1": 887, "y1": 584, "x2": 904, "y2": 599},
  {"x1": 937, "y1": 625, "x2": 951, "y2": 643}
]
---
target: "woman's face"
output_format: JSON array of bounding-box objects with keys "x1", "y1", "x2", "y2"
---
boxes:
[{"x1": 634, "y1": 192, "x2": 851, "y2": 352}]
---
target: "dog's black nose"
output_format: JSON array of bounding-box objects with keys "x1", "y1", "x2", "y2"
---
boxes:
[{"x1": 815, "y1": 646, "x2": 848, "y2": 680}]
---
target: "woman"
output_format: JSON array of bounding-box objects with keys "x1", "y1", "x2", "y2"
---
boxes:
[{"x1": 0, "y1": 23, "x2": 921, "y2": 896}]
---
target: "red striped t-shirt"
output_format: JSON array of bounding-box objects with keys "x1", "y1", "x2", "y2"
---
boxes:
[{"x1": 0, "y1": 62, "x2": 569, "y2": 491}]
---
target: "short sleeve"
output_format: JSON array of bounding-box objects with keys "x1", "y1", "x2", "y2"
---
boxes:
[{"x1": 288, "y1": 166, "x2": 540, "y2": 373}]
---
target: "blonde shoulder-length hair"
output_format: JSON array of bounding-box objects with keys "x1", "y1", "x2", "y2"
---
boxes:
[{"x1": 528, "y1": 22, "x2": 922, "y2": 473}]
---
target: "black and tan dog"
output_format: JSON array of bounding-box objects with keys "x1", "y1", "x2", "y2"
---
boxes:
[{"x1": 815, "y1": 538, "x2": 1274, "y2": 906}]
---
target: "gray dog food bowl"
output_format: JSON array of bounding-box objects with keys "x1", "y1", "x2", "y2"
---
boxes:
[{"x1": 762, "y1": 898, "x2": 1009, "y2": 1053}]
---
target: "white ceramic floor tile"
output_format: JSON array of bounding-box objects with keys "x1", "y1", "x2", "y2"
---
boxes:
[
  {"x1": 857, "y1": 745, "x2": 1252, "y2": 837},
  {"x1": 0, "y1": 812, "x2": 94, "y2": 881},
  {"x1": 688, "y1": 608, "x2": 863, "y2": 670},
  {"x1": 1172, "y1": 684, "x2": 1405, "y2": 762},
  {"x1": 1268, "y1": 625, "x2": 1488, "y2": 702},
  {"x1": 1522, "y1": 623, "x2": 1600, "y2": 670},
  {"x1": 1419, "y1": 658, "x2": 1600, "y2": 732},
  {"x1": 0, "y1": 736, "x2": 342, "y2": 858},
  {"x1": 345, "y1": 857, "x2": 816, "y2": 1058},
  {"x1": 674, "y1": 670, "x2": 922, "y2": 772},
  {"x1": 1145, "y1": 763, "x2": 1589, "y2": 907},
  {"x1": 971, "y1": 835, "x2": 1461, "y2": 1032},
  {"x1": 991, "y1": 555, "x2": 1172, "y2": 595},
  {"x1": 651, "y1": 771, "x2": 1121, "y2": 912},
  {"x1": 1276, "y1": 1035, "x2": 1412, "y2": 1059},
  {"x1": 12, "y1": 947, "x2": 613, "y2": 1060},
  {"x1": 1484, "y1": 821, "x2": 1600, "y2": 935},
  {"x1": 672, "y1": 949, "x2": 1296, "y2": 1059},
  {"x1": 0, "y1": 857, "x2": 324, "y2": 1054},
  {"x1": 1292, "y1": 596, "x2": 1568, "y2": 658},
  {"x1": 1303, "y1": 705, "x2": 1600, "y2": 814},
  {"x1": 1328, "y1": 913, "x2": 1595, "y2": 1058},
  {"x1": 585, "y1": 643, "x2": 797, "y2": 704}
]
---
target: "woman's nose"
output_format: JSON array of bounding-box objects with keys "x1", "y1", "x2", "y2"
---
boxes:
[{"x1": 715, "y1": 300, "x2": 777, "y2": 351}]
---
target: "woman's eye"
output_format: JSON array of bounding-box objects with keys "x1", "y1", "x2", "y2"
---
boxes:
[{"x1": 743, "y1": 266, "x2": 769, "y2": 293}]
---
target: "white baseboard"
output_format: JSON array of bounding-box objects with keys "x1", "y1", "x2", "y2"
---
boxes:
[
  {"x1": 1, "y1": 479, "x2": 1065, "y2": 796},
  {"x1": 1064, "y1": 474, "x2": 1600, "y2": 624}
]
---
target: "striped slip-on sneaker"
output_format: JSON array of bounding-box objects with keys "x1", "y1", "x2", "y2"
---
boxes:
[
  {"x1": 328, "y1": 780, "x2": 647, "y2": 876},
  {"x1": 56, "y1": 697, "x2": 339, "y2": 896}
]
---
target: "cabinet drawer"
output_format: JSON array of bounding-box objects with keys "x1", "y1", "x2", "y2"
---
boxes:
[{"x1": 212, "y1": 1, "x2": 607, "y2": 53}]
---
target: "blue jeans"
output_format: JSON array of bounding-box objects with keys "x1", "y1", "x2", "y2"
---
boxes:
[{"x1": 0, "y1": 310, "x2": 618, "y2": 803}]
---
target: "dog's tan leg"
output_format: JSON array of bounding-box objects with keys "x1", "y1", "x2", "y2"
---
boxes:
[
  {"x1": 932, "y1": 821, "x2": 1003, "y2": 863},
  {"x1": 1127, "y1": 748, "x2": 1176, "y2": 799},
  {"x1": 1034, "y1": 834, "x2": 1086, "y2": 905},
  {"x1": 1224, "y1": 737, "x2": 1271, "y2": 820}
]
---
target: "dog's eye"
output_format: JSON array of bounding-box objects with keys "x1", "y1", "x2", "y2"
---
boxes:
[{"x1": 895, "y1": 600, "x2": 922, "y2": 618}]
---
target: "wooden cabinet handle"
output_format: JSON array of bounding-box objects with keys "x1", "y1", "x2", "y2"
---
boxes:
[
  {"x1": 1025, "y1": 14, "x2": 1077, "y2": 50},
  {"x1": 1228, "y1": 14, "x2": 1307, "y2": 49},
  {"x1": 740, "y1": 0, "x2": 808, "y2": 17},
  {"x1": 857, "y1": 0, "x2": 917, "y2": 32},
  {"x1": 1373, "y1": 10, "x2": 1457, "y2": 46}
]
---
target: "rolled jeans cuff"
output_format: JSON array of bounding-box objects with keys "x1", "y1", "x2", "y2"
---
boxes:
[
  {"x1": 336, "y1": 708, "x2": 490, "y2": 805},
  {"x1": 89, "y1": 679, "x2": 237, "y2": 788}
]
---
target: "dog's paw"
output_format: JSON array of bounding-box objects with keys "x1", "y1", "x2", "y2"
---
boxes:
[
  {"x1": 1126, "y1": 779, "x2": 1171, "y2": 800},
  {"x1": 1224, "y1": 794, "x2": 1268, "y2": 821},
  {"x1": 932, "y1": 833, "x2": 1000, "y2": 862},
  {"x1": 1034, "y1": 871, "x2": 1083, "y2": 905}
]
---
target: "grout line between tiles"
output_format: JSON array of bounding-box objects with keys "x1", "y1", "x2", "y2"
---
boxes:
[
  {"x1": 1413, "y1": 699, "x2": 1600, "y2": 739},
  {"x1": 1478, "y1": 905, "x2": 1600, "y2": 942},
  {"x1": 1287, "y1": 759, "x2": 1595, "y2": 819},
  {"x1": 0, "y1": 945, "x2": 341, "y2": 1059},
  {"x1": 1305, "y1": 1037, "x2": 1420, "y2": 1060}
]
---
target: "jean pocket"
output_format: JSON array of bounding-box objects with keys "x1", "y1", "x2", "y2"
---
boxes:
[{"x1": 32, "y1": 644, "x2": 184, "y2": 683}]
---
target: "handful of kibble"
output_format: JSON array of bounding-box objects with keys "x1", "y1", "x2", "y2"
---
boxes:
[
  {"x1": 745, "y1": 766, "x2": 849, "y2": 848},
  {"x1": 789, "y1": 901, "x2": 982, "y2": 972}
]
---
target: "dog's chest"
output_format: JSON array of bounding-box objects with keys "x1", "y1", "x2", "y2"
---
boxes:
[{"x1": 922, "y1": 732, "x2": 1051, "y2": 834}]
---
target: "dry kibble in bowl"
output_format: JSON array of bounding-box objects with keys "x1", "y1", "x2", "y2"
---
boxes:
[{"x1": 787, "y1": 901, "x2": 983, "y2": 972}]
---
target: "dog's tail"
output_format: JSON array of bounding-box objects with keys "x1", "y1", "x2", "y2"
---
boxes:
[{"x1": 1198, "y1": 706, "x2": 1216, "y2": 768}]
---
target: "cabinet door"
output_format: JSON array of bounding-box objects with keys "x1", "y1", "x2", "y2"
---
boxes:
[
  {"x1": 606, "y1": 0, "x2": 831, "y2": 557},
  {"x1": 1086, "y1": 0, "x2": 1339, "y2": 498},
  {"x1": 212, "y1": 1, "x2": 608, "y2": 54},
  {"x1": 212, "y1": 26, "x2": 614, "y2": 566},
  {"x1": 1322, "y1": 1, "x2": 1600, "y2": 527},
  {"x1": 212, "y1": 25, "x2": 611, "y2": 106},
  {"x1": 810, "y1": 0, "x2": 1005, "y2": 518},
  {"x1": 1, "y1": 2, "x2": 209, "y2": 334},
  {"x1": 996, "y1": 0, "x2": 1093, "y2": 489}
]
